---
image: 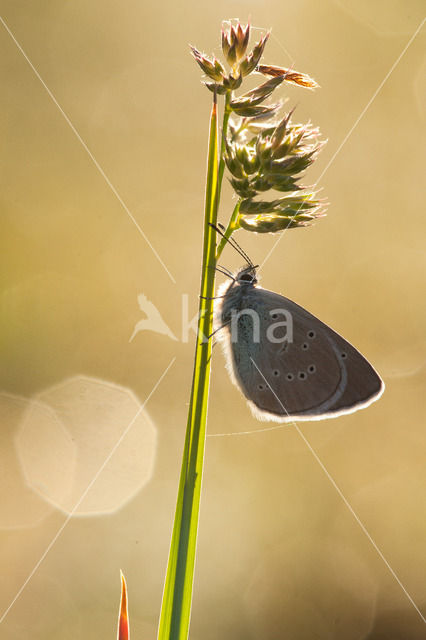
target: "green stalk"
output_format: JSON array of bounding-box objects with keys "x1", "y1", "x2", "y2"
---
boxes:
[
  {"x1": 119, "y1": 19, "x2": 327, "y2": 640},
  {"x1": 157, "y1": 94, "x2": 220, "y2": 640},
  {"x1": 217, "y1": 91, "x2": 232, "y2": 204},
  {"x1": 214, "y1": 91, "x2": 241, "y2": 260},
  {"x1": 215, "y1": 198, "x2": 242, "y2": 260}
]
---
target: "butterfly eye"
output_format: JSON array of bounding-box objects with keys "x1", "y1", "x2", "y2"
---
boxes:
[
  {"x1": 307, "y1": 330, "x2": 316, "y2": 339},
  {"x1": 298, "y1": 371, "x2": 307, "y2": 380},
  {"x1": 239, "y1": 272, "x2": 255, "y2": 282},
  {"x1": 308, "y1": 364, "x2": 316, "y2": 374},
  {"x1": 301, "y1": 343, "x2": 309, "y2": 350},
  {"x1": 286, "y1": 373, "x2": 294, "y2": 381},
  {"x1": 273, "y1": 370, "x2": 280, "y2": 377}
]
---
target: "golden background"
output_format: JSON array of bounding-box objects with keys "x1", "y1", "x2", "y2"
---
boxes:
[{"x1": 1, "y1": 1, "x2": 425, "y2": 638}]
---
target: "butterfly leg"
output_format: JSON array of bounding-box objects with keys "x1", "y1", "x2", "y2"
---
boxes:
[
  {"x1": 207, "y1": 265, "x2": 236, "y2": 281},
  {"x1": 198, "y1": 322, "x2": 230, "y2": 346}
]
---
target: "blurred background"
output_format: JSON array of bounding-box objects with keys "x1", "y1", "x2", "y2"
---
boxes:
[{"x1": 1, "y1": 1, "x2": 425, "y2": 638}]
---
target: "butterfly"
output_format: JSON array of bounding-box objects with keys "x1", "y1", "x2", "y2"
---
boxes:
[{"x1": 215, "y1": 258, "x2": 384, "y2": 423}]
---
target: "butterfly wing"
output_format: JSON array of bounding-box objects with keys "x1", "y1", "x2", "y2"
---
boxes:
[{"x1": 221, "y1": 286, "x2": 384, "y2": 422}]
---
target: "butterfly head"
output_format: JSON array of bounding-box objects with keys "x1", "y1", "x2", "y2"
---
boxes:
[{"x1": 235, "y1": 265, "x2": 258, "y2": 286}]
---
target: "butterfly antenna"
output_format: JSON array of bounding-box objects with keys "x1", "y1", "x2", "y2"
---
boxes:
[
  {"x1": 209, "y1": 223, "x2": 254, "y2": 267},
  {"x1": 218, "y1": 223, "x2": 255, "y2": 267}
]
